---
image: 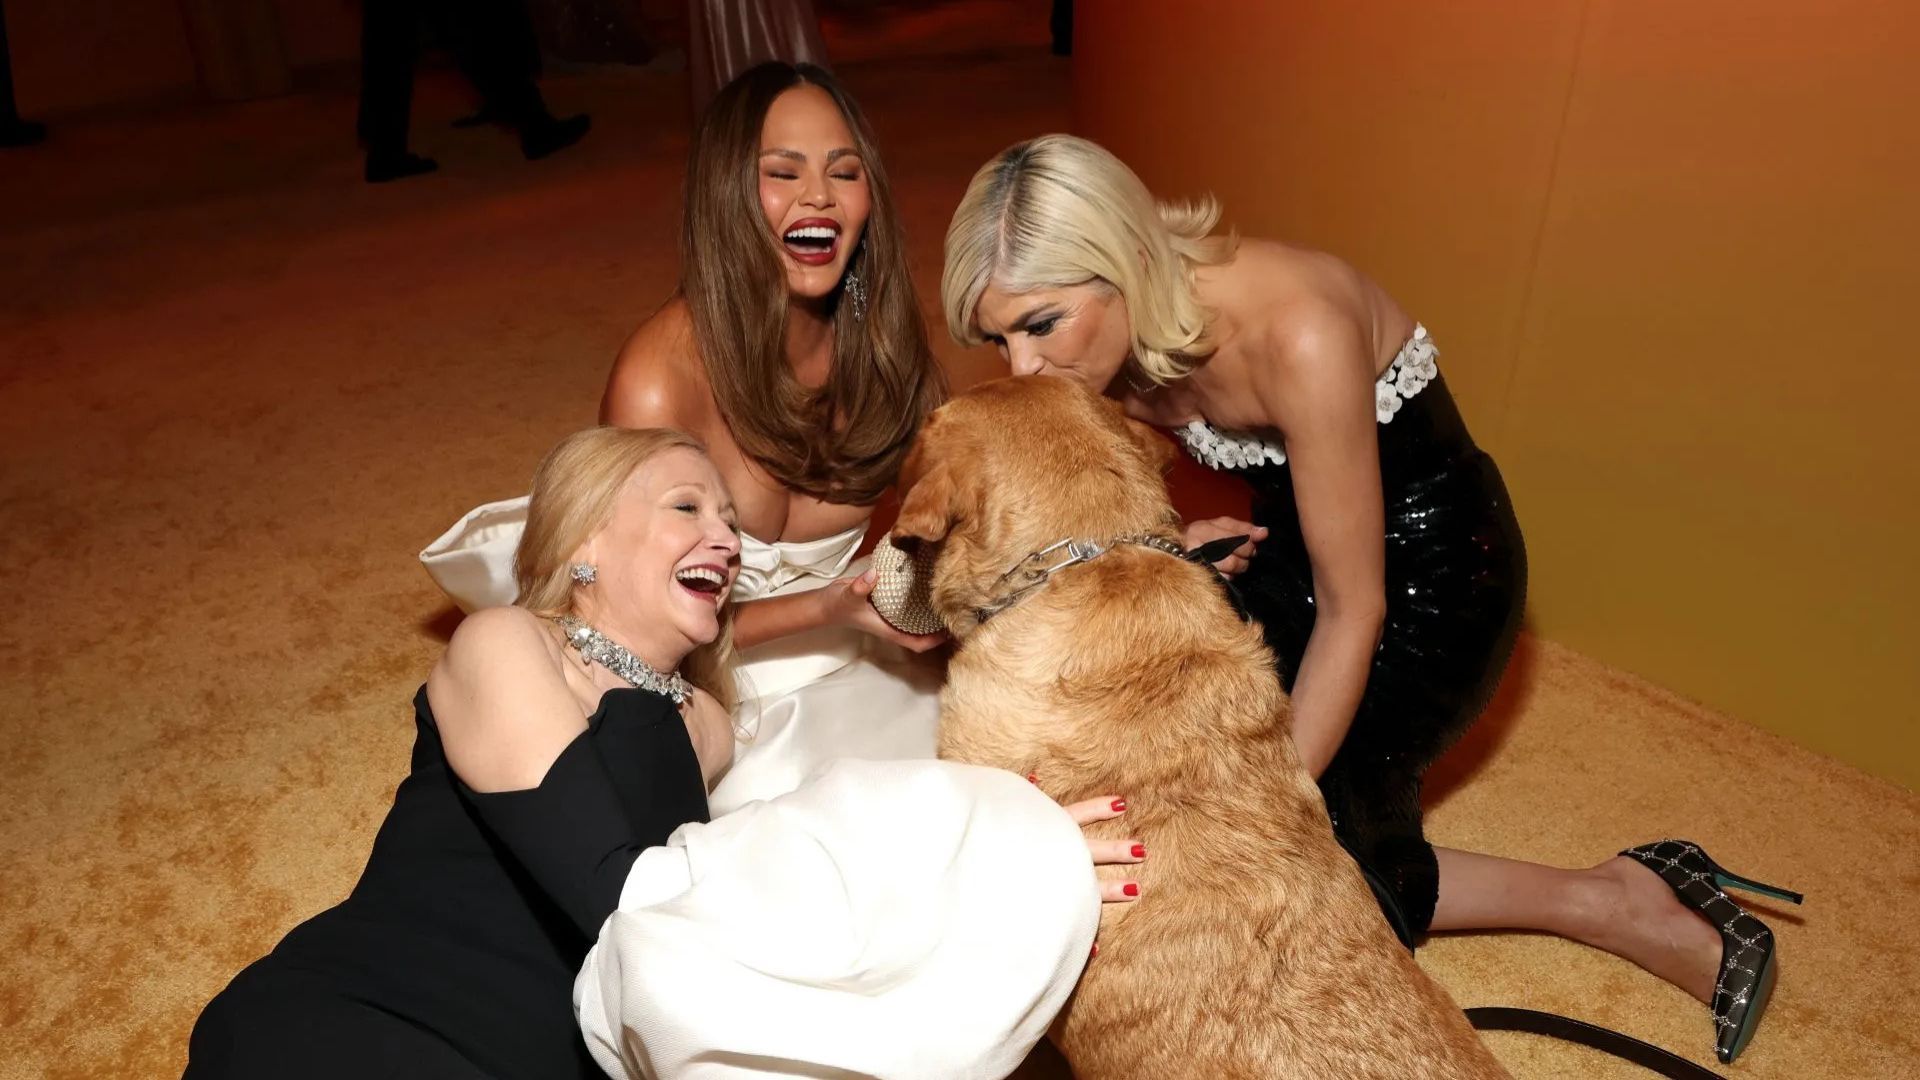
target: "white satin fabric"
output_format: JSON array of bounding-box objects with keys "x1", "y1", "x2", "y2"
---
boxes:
[
  {"x1": 418, "y1": 497, "x2": 943, "y2": 815},
  {"x1": 575, "y1": 758, "x2": 1099, "y2": 1080},
  {"x1": 419, "y1": 494, "x2": 533, "y2": 614}
]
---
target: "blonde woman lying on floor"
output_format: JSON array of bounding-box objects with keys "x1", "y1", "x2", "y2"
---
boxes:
[{"x1": 190, "y1": 427, "x2": 1134, "y2": 1079}]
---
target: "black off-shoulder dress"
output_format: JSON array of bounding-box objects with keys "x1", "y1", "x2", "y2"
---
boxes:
[{"x1": 184, "y1": 685, "x2": 708, "y2": 1079}]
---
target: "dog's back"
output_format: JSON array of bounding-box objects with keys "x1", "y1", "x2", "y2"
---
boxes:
[{"x1": 896, "y1": 377, "x2": 1506, "y2": 1079}]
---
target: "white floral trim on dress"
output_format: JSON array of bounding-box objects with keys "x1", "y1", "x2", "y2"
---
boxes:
[
  {"x1": 1176, "y1": 419, "x2": 1288, "y2": 469},
  {"x1": 1176, "y1": 324, "x2": 1440, "y2": 471},
  {"x1": 1375, "y1": 323, "x2": 1438, "y2": 424}
]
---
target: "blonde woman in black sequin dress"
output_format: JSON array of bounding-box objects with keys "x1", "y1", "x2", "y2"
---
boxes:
[{"x1": 942, "y1": 134, "x2": 1800, "y2": 1063}]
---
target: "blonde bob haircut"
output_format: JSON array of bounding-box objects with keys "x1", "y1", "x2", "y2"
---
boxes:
[
  {"x1": 514, "y1": 426, "x2": 737, "y2": 712},
  {"x1": 942, "y1": 134, "x2": 1234, "y2": 385}
]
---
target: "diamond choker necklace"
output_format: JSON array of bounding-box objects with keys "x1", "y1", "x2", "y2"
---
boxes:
[{"x1": 554, "y1": 615, "x2": 691, "y2": 705}]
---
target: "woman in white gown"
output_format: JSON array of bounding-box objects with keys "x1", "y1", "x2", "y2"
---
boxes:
[{"x1": 423, "y1": 60, "x2": 949, "y2": 816}]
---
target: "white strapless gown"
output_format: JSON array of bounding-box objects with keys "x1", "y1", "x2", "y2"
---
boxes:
[{"x1": 418, "y1": 496, "x2": 943, "y2": 815}]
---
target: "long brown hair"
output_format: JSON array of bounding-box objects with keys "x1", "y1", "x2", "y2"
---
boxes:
[
  {"x1": 681, "y1": 61, "x2": 944, "y2": 505},
  {"x1": 515, "y1": 427, "x2": 737, "y2": 712}
]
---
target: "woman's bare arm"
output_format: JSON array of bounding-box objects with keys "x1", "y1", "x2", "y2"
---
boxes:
[{"x1": 1249, "y1": 307, "x2": 1387, "y2": 777}]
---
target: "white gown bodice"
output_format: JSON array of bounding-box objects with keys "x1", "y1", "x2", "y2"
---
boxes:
[{"x1": 734, "y1": 522, "x2": 864, "y2": 600}]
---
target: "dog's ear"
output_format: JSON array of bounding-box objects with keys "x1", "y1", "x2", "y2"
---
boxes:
[
  {"x1": 1124, "y1": 416, "x2": 1178, "y2": 475},
  {"x1": 891, "y1": 462, "x2": 958, "y2": 546}
]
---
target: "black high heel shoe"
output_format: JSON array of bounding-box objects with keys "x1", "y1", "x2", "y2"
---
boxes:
[{"x1": 1620, "y1": 839, "x2": 1804, "y2": 1065}]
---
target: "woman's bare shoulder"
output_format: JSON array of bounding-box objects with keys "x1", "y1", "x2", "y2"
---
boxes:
[
  {"x1": 603, "y1": 298, "x2": 714, "y2": 429},
  {"x1": 1213, "y1": 238, "x2": 1361, "y2": 303},
  {"x1": 427, "y1": 607, "x2": 571, "y2": 727},
  {"x1": 426, "y1": 607, "x2": 593, "y2": 791},
  {"x1": 1210, "y1": 241, "x2": 1369, "y2": 356},
  {"x1": 434, "y1": 607, "x2": 563, "y2": 687}
]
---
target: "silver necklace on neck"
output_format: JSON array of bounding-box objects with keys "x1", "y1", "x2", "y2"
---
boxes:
[{"x1": 554, "y1": 614, "x2": 691, "y2": 705}]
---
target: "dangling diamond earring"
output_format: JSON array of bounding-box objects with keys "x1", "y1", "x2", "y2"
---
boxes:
[
  {"x1": 842, "y1": 270, "x2": 868, "y2": 323},
  {"x1": 570, "y1": 563, "x2": 597, "y2": 585}
]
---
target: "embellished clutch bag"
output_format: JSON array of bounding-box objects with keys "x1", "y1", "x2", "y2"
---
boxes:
[{"x1": 868, "y1": 534, "x2": 944, "y2": 635}]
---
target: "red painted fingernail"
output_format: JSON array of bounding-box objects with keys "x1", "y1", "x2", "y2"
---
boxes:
[
  {"x1": 1090, "y1": 942, "x2": 1099, "y2": 959},
  {"x1": 1027, "y1": 773, "x2": 1038, "y2": 784},
  {"x1": 1131, "y1": 843, "x2": 1146, "y2": 859},
  {"x1": 1111, "y1": 798, "x2": 1127, "y2": 813},
  {"x1": 1123, "y1": 883, "x2": 1139, "y2": 897}
]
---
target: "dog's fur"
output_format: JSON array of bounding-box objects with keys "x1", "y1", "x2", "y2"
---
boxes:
[{"x1": 891, "y1": 376, "x2": 1506, "y2": 1079}]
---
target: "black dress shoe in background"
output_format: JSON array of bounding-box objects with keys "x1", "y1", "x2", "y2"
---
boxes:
[
  {"x1": 365, "y1": 150, "x2": 439, "y2": 184},
  {"x1": 0, "y1": 118, "x2": 46, "y2": 148},
  {"x1": 520, "y1": 113, "x2": 589, "y2": 161}
]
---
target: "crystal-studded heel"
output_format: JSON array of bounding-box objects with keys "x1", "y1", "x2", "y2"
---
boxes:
[{"x1": 1620, "y1": 839, "x2": 1804, "y2": 1065}]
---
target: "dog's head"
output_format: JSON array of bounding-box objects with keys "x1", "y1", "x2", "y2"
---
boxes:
[{"x1": 889, "y1": 376, "x2": 1179, "y2": 638}]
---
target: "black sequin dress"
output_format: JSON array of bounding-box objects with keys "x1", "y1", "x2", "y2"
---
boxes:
[{"x1": 1177, "y1": 326, "x2": 1526, "y2": 941}]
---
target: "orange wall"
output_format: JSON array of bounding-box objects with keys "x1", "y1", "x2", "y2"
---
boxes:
[{"x1": 1075, "y1": 0, "x2": 1920, "y2": 787}]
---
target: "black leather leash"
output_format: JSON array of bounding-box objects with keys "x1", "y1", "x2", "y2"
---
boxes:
[
  {"x1": 1465, "y1": 1008, "x2": 1724, "y2": 1080},
  {"x1": 1180, "y1": 533, "x2": 1252, "y2": 621}
]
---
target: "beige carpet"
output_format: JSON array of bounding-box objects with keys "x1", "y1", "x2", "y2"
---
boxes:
[{"x1": 1, "y1": 48, "x2": 1914, "y2": 1080}]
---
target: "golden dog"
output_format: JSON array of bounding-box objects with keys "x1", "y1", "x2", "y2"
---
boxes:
[{"x1": 890, "y1": 376, "x2": 1506, "y2": 1079}]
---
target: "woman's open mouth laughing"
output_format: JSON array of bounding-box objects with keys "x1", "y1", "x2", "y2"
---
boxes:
[
  {"x1": 674, "y1": 564, "x2": 729, "y2": 604},
  {"x1": 782, "y1": 217, "x2": 840, "y2": 266}
]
